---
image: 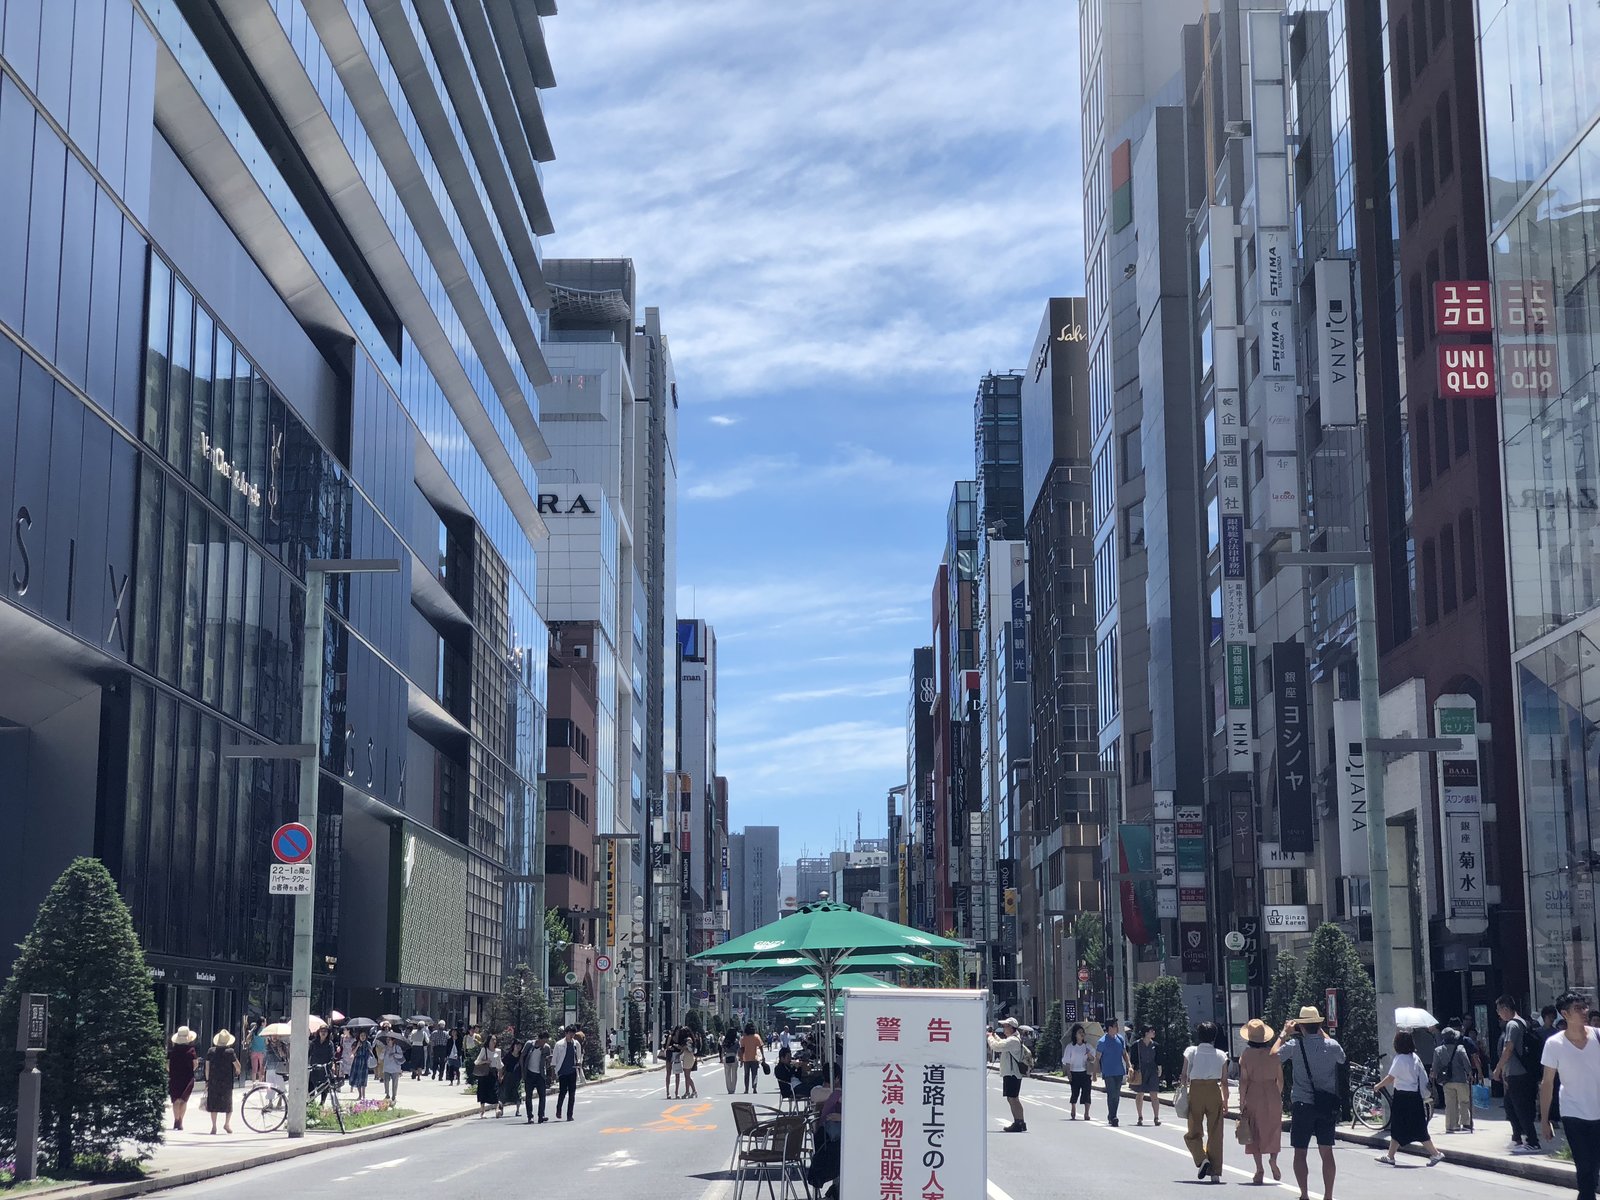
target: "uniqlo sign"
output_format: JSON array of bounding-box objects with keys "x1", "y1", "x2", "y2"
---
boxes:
[
  {"x1": 1438, "y1": 345, "x2": 1496, "y2": 398},
  {"x1": 1498, "y1": 279, "x2": 1552, "y2": 334},
  {"x1": 1434, "y1": 282, "x2": 1493, "y2": 333}
]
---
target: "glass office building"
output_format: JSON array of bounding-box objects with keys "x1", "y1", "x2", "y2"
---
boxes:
[
  {"x1": 0, "y1": 0, "x2": 558, "y2": 1039},
  {"x1": 1480, "y1": 0, "x2": 1600, "y2": 998}
]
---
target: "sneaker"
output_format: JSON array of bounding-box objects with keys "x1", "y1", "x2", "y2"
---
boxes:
[
  {"x1": 1512, "y1": 1144, "x2": 1543, "y2": 1155},
  {"x1": 1428, "y1": 1153, "x2": 1444, "y2": 1166}
]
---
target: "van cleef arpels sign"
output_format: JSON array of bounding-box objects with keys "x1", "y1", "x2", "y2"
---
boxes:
[{"x1": 199, "y1": 432, "x2": 263, "y2": 508}]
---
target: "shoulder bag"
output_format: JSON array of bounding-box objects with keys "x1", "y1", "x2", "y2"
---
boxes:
[{"x1": 1296, "y1": 1037, "x2": 1339, "y2": 1120}]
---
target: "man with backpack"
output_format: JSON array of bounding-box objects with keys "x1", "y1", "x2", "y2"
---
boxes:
[
  {"x1": 1433, "y1": 1026, "x2": 1475, "y2": 1133},
  {"x1": 988, "y1": 1016, "x2": 1034, "y2": 1132},
  {"x1": 1495, "y1": 995, "x2": 1545, "y2": 1152}
]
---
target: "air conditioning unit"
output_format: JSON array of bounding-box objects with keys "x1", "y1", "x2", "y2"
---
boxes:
[{"x1": 573, "y1": 645, "x2": 589, "y2": 659}]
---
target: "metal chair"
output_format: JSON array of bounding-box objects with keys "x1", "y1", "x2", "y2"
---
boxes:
[
  {"x1": 729, "y1": 1101, "x2": 781, "y2": 1175},
  {"x1": 735, "y1": 1112, "x2": 809, "y2": 1200}
]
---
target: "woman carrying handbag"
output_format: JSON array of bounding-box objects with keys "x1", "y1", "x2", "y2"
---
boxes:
[{"x1": 1181, "y1": 1021, "x2": 1230, "y2": 1184}]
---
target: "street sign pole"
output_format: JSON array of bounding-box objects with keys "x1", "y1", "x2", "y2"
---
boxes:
[
  {"x1": 14, "y1": 994, "x2": 45, "y2": 1181},
  {"x1": 286, "y1": 565, "x2": 326, "y2": 1139}
]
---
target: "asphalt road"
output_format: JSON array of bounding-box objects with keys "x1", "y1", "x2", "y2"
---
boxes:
[{"x1": 154, "y1": 1071, "x2": 1578, "y2": 1200}]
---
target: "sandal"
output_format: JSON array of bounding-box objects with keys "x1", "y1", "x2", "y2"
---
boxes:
[
  {"x1": 1270, "y1": 1163, "x2": 1281, "y2": 1181},
  {"x1": 1376, "y1": 1154, "x2": 1395, "y2": 1165}
]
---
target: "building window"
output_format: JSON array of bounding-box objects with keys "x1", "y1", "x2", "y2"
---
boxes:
[
  {"x1": 1402, "y1": 146, "x2": 1419, "y2": 226},
  {"x1": 1443, "y1": 225, "x2": 1460, "y2": 279},
  {"x1": 1435, "y1": 396, "x2": 1452, "y2": 479},
  {"x1": 1408, "y1": 274, "x2": 1425, "y2": 349},
  {"x1": 1416, "y1": 406, "x2": 1433, "y2": 488},
  {"x1": 1420, "y1": 119, "x2": 1436, "y2": 206},
  {"x1": 1210, "y1": 585, "x2": 1223, "y2": 643},
  {"x1": 1123, "y1": 503, "x2": 1145, "y2": 554},
  {"x1": 1436, "y1": 94, "x2": 1455, "y2": 180},
  {"x1": 1411, "y1": 0, "x2": 1429, "y2": 73},
  {"x1": 546, "y1": 718, "x2": 591, "y2": 763},
  {"x1": 1460, "y1": 511, "x2": 1478, "y2": 601},
  {"x1": 1121, "y1": 427, "x2": 1142, "y2": 482},
  {"x1": 1441, "y1": 526, "x2": 1459, "y2": 614},
  {"x1": 1431, "y1": 0, "x2": 1447, "y2": 45},
  {"x1": 1455, "y1": 403, "x2": 1471, "y2": 458},
  {"x1": 1130, "y1": 730, "x2": 1152, "y2": 785},
  {"x1": 1396, "y1": 18, "x2": 1413, "y2": 98},
  {"x1": 1422, "y1": 538, "x2": 1439, "y2": 625}
]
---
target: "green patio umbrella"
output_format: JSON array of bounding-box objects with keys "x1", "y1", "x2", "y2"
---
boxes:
[
  {"x1": 690, "y1": 901, "x2": 961, "y2": 1072},
  {"x1": 717, "y1": 951, "x2": 941, "y2": 975},
  {"x1": 766, "y1": 973, "x2": 900, "y2": 997}
]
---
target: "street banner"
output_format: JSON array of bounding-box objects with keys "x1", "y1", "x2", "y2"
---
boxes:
[
  {"x1": 1436, "y1": 696, "x2": 1489, "y2": 934},
  {"x1": 1119, "y1": 824, "x2": 1159, "y2": 946},
  {"x1": 1332, "y1": 699, "x2": 1370, "y2": 877},
  {"x1": 842, "y1": 988, "x2": 986, "y2": 1200},
  {"x1": 1273, "y1": 641, "x2": 1313, "y2": 852}
]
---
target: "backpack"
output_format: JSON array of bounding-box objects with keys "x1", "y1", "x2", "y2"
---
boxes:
[{"x1": 1514, "y1": 1019, "x2": 1550, "y2": 1077}]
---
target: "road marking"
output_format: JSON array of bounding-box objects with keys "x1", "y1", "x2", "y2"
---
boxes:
[
  {"x1": 601, "y1": 1101, "x2": 719, "y2": 1134},
  {"x1": 587, "y1": 1148, "x2": 640, "y2": 1171},
  {"x1": 696, "y1": 1180, "x2": 735, "y2": 1200},
  {"x1": 987, "y1": 1180, "x2": 1019, "y2": 1200}
]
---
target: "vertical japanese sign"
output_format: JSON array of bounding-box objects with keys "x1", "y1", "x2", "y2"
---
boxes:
[
  {"x1": 606, "y1": 840, "x2": 618, "y2": 948},
  {"x1": 842, "y1": 988, "x2": 986, "y2": 1200},
  {"x1": 1273, "y1": 642, "x2": 1313, "y2": 852},
  {"x1": 1435, "y1": 697, "x2": 1489, "y2": 934},
  {"x1": 1315, "y1": 258, "x2": 1357, "y2": 425},
  {"x1": 1119, "y1": 825, "x2": 1159, "y2": 946},
  {"x1": 1010, "y1": 582, "x2": 1027, "y2": 684}
]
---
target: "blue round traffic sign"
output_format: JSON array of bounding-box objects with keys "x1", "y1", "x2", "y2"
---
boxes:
[{"x1": 272, "y1": 822, "x2": 314, "y2": 864}]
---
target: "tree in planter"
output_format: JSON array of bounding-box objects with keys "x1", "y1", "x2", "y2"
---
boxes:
[
  {"x1": 487, "y1": 963, "x2": 549, "y2": 1041},
  {"x1": 544, "y1": 909, "x2": 572, "y2": 984},
  {"x1": 1264, "y1": 951, "x2": 1301, "y2": 1038},
  {"x1": 0, "y1": 858, "x2": 166, "y2": 1172},
  {"x1": 1296, "y1": 922, "x2": 1377, "y2": 1066},
  {"x1": 1035, "y1": 1001, "x2": 1065, "y2": 1075},
  {"x1": 1132, "y1": 975, "x2": 1191, "y2": 1086},
  {"x1": 626, "y1": 999, "x2": 646, "y2": 1064},
  {"x1": 577, "y1": 990, "x2": 605, "y2": 1076}
]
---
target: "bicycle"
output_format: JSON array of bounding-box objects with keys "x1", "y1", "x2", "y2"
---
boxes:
[
  {"x1": 239, "y1": 1065, "x2": 345, "y2": 1134},
  {"x1": 1347, "y1": 1062, "x2": 1390, "y2": 1130}
]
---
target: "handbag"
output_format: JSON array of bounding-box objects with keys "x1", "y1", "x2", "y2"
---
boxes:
[
  {"x1": 1235, "y1": 1110, "x2": 1256, "y2": 1146},
  {"x1": 1174, "y1": 1083, "x2": 1190, "y2": 1118},
  {"x1": 1130, "y1": 1069, "x2": 1142, "y2": 1086}
]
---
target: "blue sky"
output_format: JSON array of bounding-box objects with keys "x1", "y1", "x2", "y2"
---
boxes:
[{"x1": 541, "y1": 1, "x2": 1081, "y2": 863}]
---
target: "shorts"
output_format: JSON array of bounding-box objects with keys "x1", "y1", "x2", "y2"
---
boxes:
[
  {"x1": 1289, "y1": 1101, "x2": 1337, "y2": 1148},
  {"x1": 1002, "y1": 1075, "x2": 1021, "y2": 1098}
]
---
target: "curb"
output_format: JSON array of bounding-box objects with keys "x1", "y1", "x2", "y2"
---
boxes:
[
  {"x1": 30, "y1": 1068, "x2": 650, "y2": 1200},
  {"x1": 1005, "y1": 1067, "x2": 1577, "y2": 1187}
]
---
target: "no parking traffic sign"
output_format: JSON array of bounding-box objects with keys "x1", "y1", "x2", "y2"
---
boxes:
[{"x1": 272, "y1": 822, "x2": 314, "y2": 864}]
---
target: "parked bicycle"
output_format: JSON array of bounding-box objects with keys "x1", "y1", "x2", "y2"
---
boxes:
[
  {"x1": 240, "y1": 1063, "x2": 345, "y2": 1134},
  {"x1": 1347, "y1": 1061, "x2": 1391, "y2": 1130}
]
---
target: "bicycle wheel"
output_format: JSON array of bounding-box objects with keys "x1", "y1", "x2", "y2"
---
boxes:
[
  {"x1": 241, "y1": 1085, "x2": 287, "y2": 1133},
  {"x1": 329, "y1": 1087, "x2": 345, "y2": 1134},
  {"x1": 1351, "y1": 1085, "x2": 1389, "y2": 1129}
]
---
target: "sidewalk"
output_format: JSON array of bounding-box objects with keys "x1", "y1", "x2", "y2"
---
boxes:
[
  {"x1": 1019, "y1": 1069, "x2": 1578, "y2": 1188},
  {"x1": 27, "y1": 1062, "x2": 650, "y2": 1200}
]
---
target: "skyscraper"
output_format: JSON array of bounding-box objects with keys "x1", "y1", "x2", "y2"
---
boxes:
[{"x1": 0, "y1": 0, "x2": 560, "y2": 1033}]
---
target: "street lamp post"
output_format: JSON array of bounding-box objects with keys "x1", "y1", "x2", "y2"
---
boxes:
[
  {"x1": 278, "y1": 557, "x2": 399, "y2": 1139},
  {"x1": 595, "y1": 832, "x2": 641, "y2": 1059}
]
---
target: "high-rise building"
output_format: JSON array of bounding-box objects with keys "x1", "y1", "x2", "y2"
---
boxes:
[
  {"x1": 729, "y1": 825, "x2": 780, "y2": 937},
  {"x1": 0, "y1": 0, "x2": 560, "y2": 1035},
  {"x1": 903, "y1": 647, "x2": 937, "y2": 931},
  {"x1": 675, "y1": 618, "x2": 724, "y2": 1018},
  {"x1": 1479, "y1": 0, "x2": 1600, "y2": 1000},
  {"x1": 931, "y1": 485, "x2": 980, "y2": 941},
  {"x1": 1016, "y1": 297, "x2": 1098, "y2": 1023}
]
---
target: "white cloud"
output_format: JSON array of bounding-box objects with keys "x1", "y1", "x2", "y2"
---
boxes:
[
  {"x1": 769, "y1": 677, "x2": 907, "y2": 704},
  {"x1": 676, "y1": 573, "x2": 925, "y2": 638},
  {"x1": 717, "y1": 720, "x2": 909, "y2": 791},
  {"x1": 682, "y1": 443, "x2": 954, "y2": 504},
  {"x1": 541, "y1": 0, "x2": 1083, "y2": 403},
  {"x1": 707, "y1": 414, "x2": 741, "y2": 427}
]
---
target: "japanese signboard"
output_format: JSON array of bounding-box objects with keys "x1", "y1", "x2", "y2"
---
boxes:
[
  {"x1": 1316, "y1": 258, "x2": 1358, "y2": 425},
  {"x1": 1438, "y1": 345, "x2": 1496, "y2": 398},
  {"x1": 1498, "y1": 278, "x2": 1551, "y2": 334},
  {"x1": 16, "y1": 993, "x2": 46, "y2": 1052},
  {"x1": 1273, "y1": 641, "x2": 1313, "y2": 852},
  {"x1": 1436, "y1": 697, "x2": 1488, "y2": 934},
  {"x1": 1260, "y1": 842, "x2": 1309, "y2": 869},
  {"x1": 1434, "y1": 281, "x2": 1493, "y2": 333},
  {"x1": 1264, "y1": 904, "x2": 1311, "y2": 932},
  {"x1": 842, "y1": 988, "x2": 986, "y2": 1200},
  {"x1": 1180, "y1": 922, "x2": 1209, "y2": 973},
  {"x1": 1332, "y1": 700, "x2": 1369, "y2": 877}
]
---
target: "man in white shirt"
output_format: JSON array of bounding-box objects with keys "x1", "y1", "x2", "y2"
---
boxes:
[{"x1": 1542, "y1": 992, "x2": 1600, "y2": 1200}]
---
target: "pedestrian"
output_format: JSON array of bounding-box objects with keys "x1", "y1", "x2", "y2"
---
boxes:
[
  {"x1": 204, "y1": 1030, "x2": 240, "y2": 1135},
  {"x1": 680, "y1": 1028, "x2": 700, "y2": 1098},
  {"x1": 247, "y1": 1021, "x2": 267, "y2": 1083},
  {"x1": 264, "y1": 1035, "x2": 289, "y2": 1091},
  {"x1": 1542, "y1": 1005, "x2": 1564, "y2": 1126},
  {"x1": 382, "y1": 1031, "x2": 407, "y2": 1102},
  {"x1": 474, "y1": 1034, "x2": 503, "y2": 1117},
  {"x1": 1095, "y1": 1017, "x2": 1129, "y2": 1127},
  {"x1": 1181, "y1": 1020, "x2": 1229, "y2": 1183},
  {"x1": 345, "y1": 1029, "x2": 370, "y2": 1100},
  {"x1": 1433, "y1": 1026, "x2": 1473, "y2": 1133},
  {"x1": 988, "y1": 1016, "x2": 1032, "y2": 1132},
  {"x1": 740, "y1": 1022, "x2": 765, "y2": 1093},
  {"x1": 523, "y1": 1030, "x2": 550, "y2": 1123},
  {"x1": 722, "y1": 1024, "x2": 741, "y2": 1093},
  {"x1": 780, "y1": 1026, "x2": 793, "y2": 1054},
  {"x1": 446, "y1": 1029, "x2": 462, "y2": 1086},
  {"x1": 168, "y1": 1026, "x2": 199, "y2": 1131},
  {"x1": 1459, "y1": 1015, "x2": 1487, "y2": 1078},
  {"x1": 308, "y1": 1025, "x2": 336, "y2": 1101},
  {"x1": 1376, "y1": 1029, "x2": 1444, "y2": 1165},
  {"x1": 463, "y1": 1024, "x2": 481, "y2": 1064},
  {"x1": 1062, "y1": 1024, "x2": 1093, "y2": 1120},
  {"x1": 1133, "y1": 1025, "x2": 1163, "y2": 1126},
  {"x1": 1238, "y1": 1019, "x2": 1283, "y2": 1185},
  {"x1": 430, "y1": 1020, "x2": 449, "y2": 1080},
  {"x1": 502, "y1": 1035, "x2": 524, "y2": 1115},
  {"x1": 1272, "y1": 1006, "x2": 1345, "y2": 1200},
  {"x1": 408, "y1": 1021, "x2": 427, "y2": 1081},
  {"x1": 553, "y1": 1026, "x2": 582, "y2": 1121},
  {"x1": 1496, "y1": 994, "x2": 1546, "y2": 1153},
  {"x1": 1541, "y1": 991, "x2": 1600, "y2": 1200}
]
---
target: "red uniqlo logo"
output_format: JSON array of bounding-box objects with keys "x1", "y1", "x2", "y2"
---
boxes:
[
  {"x1": 1434, "y1": 281, "x2": 1493, "y2": 333},
  {"x1": 1498, "y1": 279, "x2": 1552, "y2": 334},
  {"x1": 1438, "y1": 345, "x2": 1496, "y2": 398}
]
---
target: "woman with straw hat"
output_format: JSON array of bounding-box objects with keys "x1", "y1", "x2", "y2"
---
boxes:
[
  {"x1": 167, "y1": 1027, "x2": 199, "y2": 1131},
  {"x1": 1238, "y1": 1018, "x2": 1284, "y2": 1184},
  {"x1": 204, "y1": 1030, "x2": 240, "y2": 1135}
]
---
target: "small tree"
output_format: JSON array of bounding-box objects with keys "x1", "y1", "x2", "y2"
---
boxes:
[
  {"x1": 577, "y1": 990, "x2": 604, "y2": 1076},
  {"x1": 1073, "y1": 912, "x2": 1106, "y2": 975},
  {"x1": 1264, "y1": 951, "x2": 1301, "y2": 1037},
  {"x1": 0, "y1": 858, "x2": 167, "y2": 1171},
  {"x1": 1296, "y1": 922, "x2": 1377, "y2": 1066},
  {"x1": 1035, "y1": 1001, "x2": 1065, "y2": 1074},
  {"x1": 1132, "y1": 975, "x2": 1191, "y2": 1085},
  {"x1": 544, "y1": 909, "x2": 572, "y2": 983},
  {"x1": 685, "y1": 1008, "x2": 705, "y2": 1041},
  {"x1": 934, "y1": 930, "x2": 964, "y2": 991},
  {"x1": 627, "y1": 998, "x2": 645, "y2": 1063},
  {"x1": 488, "y1": 963, "x2": 549, "y2": 1041}
]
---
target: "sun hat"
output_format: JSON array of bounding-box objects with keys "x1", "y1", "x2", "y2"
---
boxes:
[
  {"x1": 1296, "y1": 1005, "x2": 1324, "y2": 1024},
  {"x1": 172, "y1": 1026, "x2": 197, "y2": 1044},
  {"x1": 212, "y1": 1030, "x2": 235, "y2": 1048},
  {"x1": 1240, "y1": 1018, "x2": 1275, "y2": 1045},
  {"x1": 999, "y1": 1017, "x2": 1019, "y2": 1029}
]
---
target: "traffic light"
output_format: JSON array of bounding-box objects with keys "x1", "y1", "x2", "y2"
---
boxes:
[{"x1": 1003, "y1": 888, "x2": 1018, "y2": 916}]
